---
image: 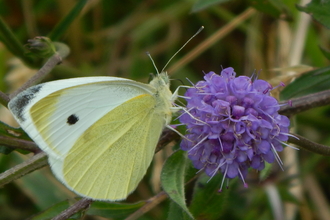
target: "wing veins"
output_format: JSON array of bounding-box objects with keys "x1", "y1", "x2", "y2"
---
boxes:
[{"x1": 67, "y1": 104, "x2": 152, "y2": 190}]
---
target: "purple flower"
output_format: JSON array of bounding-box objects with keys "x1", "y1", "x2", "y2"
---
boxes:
[{"x1": 180, "y1": 67, "x2": 290, "y2": 190}]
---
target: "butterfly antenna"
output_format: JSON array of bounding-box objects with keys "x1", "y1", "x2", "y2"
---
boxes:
[
  {"x1": 146, "y1": 52, "x2": 160, "y2": 75},
  {"x1": 161, "y1": 26, "x2": 204, "y2": 73}
]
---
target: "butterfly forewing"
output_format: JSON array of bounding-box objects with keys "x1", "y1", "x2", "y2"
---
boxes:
[{"x1": 9, "y1": 77, "x2": 155, "y2": 158}]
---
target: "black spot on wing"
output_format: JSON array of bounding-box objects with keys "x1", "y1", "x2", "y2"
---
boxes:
[
  {"x1": 67, "y1": 114, "x2": 79, "y2": 125},
  {"x1": 8, "y1": 85, "x2": 42, "y2": 122}
]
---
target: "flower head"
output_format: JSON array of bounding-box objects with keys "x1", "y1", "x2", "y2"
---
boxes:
[
  {"x1": 25, "y1": 36, "x2": 56, "y2": 58},
  {"x1": 180, "y1": 67, "x2": 290, "y2": 190}
]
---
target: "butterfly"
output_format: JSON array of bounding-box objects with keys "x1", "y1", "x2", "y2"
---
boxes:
[
  {"x1": 8, "y1": 72, "x2": 178, "y2": 201},
  {"x1": 8, "y1": 26, "x2": 203, "y2": 201}
]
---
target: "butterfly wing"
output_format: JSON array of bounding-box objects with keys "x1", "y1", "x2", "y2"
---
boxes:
[
  {"x1": 9, "y1": 77, "x2": 166, "y2": 200},
  {"x1": 49, "y1": 93, "x2": 164, "y2": 200},
  {"x1": 8, "y1": 77, "x2": 153, "y2": 158}
]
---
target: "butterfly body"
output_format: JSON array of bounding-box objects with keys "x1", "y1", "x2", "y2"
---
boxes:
[{"x1": 8, "y1": 72, "x2": 174, "y2": 201}]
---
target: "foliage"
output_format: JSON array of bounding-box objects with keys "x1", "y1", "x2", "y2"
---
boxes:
[{"x1": 1, "y1": 0, "x2": 330, "y2": 219}]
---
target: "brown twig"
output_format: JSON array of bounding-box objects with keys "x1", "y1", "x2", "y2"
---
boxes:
[
  {"x1": 155, "y1": 128, "x2": 180, "y2": 153},
  {"x1": 125, "y1": 191, "x2": 168, "y2": 220},
  {"x1": 288, "y1": 133, "x2": 330, "y2": 156},
  {"x1": 52, "y1": 198, "x2": 93, "y2": 220},
  {"x1": 9, "y1": 53, "x2": 63, "y2": 99},
  {"x1": 0, "y1": 152, "x2": 48, "y2": 187},
  {"x1": 279, "y1": 90, "x2": 330, "y2": 116},
  {"x1": 0, "y1": 90, "x2": 10, "y2": 106},
  {"x1": 9, "y1": 42, "x2": 70, "y2": 99},
  {"x1": 0, "y1": 136, "x2": 39, "y2": 153}
]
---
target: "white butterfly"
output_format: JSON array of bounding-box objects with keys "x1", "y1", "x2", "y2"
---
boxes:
[
  {"x1": 8, "y1": 26, "x2": 203, "y2": 201},
  {"x1": 8, "y1": 72, "x2": 177, "y2": 201}
]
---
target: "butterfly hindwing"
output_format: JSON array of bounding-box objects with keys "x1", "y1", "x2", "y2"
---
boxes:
[{"x1": 49, "y1": 93, "x2": 165, "y2": 200}]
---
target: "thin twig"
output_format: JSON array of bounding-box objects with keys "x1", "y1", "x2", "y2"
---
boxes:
[
  {"x1": 9, "y1": 42, "x2": 70, "y2": 99},
  {"x1": 9, "y1": 53, "x2": 61, "y2": 99},
  {"x1": 125, "y1": 191, "x2": 168, "y2": 220},
  {"x1": 0, "y1": 152, "x2": 48, "y2": 187},
  {"x1": 125, "y1": 172, "x2": 199, "y2": 220},
  {"x1": 288, "y1": 134, "x2": 330, "y2": 156},
  {"x1": 155, "y1": 129, "x2": 180, "y2": 153},
  {"x1": 0, "y1": 136, "x2": 39, "y2": 153},
  {"x1": 0, "y1": 90, "x2": 10, "y2": 106},
  {"x1": 279, "y1": 90, "x2": 330, "y2": 116},
  {"x1": 52, "y1": 198, "x2": 93, "y2": 220}
]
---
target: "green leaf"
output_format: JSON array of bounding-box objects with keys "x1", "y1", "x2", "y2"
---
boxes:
[
  {"x1": 184, "y1": 159, "x2": 198, "y2": 183},
  {"x1": 161, "y1": 150, "x2": 194, "y2": 219},
  {"x1": 248, "y1": 0, "x2": 292, "y2": 20},
  {"x1": 319, "y1": 46, "x2": 330, "y2": 60},
  {"x1": 167, "y1": 201, "x2": 192, "y2": 220},
  {"x1": 0, "y1": 121, "x2": 34, "y2": 155},
  {"x1": 189, "y1": 173, "x2": 229, "y2": 220},
  {"x1": 191, "y1": 0, "x2": 230, "y2": 12},
  {"x1": 29, "y1": 200, "x2": 72, "y2": 220},
  {"x1": 87, "y1": 201, "x2": 146, "y2": 219},
  {"x1": 0, "y1": 121, "x2": 35, "y2": 154},
  {"x1": 0, "y1": 120, "x2": 30, "y2": 139},
  {"x1": 0, "y1": 145, "x2": 13, "y2": 154},
  {"x1": 280, "y1": 65, "x2": 330, "y2": 100},
  {"x1": 0, "y1": 16, "x2": 36, "y2": 67},
  {"x1": 297, "y1": 0, "x2": 330, "y2": 29},
  {"x1": 48, "y1": 0, "x2": 88, "y2": 41},
  {"x1": 2, "y1": 153, "x2": 65, "y2": 210},
  {"x1": 259, "y1": 162, "x2": 273, "y2": 182}
]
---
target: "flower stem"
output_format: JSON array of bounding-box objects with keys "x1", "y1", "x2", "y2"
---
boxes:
[
  {"x1": 279, "y1": 90, "x2": 330, "y2": 116},
  {"x1": 288, "y1": 133, "x2": 330, "y2": 156},
  {"x1": 9, "y1": 42, "x2": 70, "y2": 99}
]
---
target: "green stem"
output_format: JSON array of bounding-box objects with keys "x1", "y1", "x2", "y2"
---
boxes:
[
  {"x1": 288, "y1": 133, "x2": 330, "y2": 156},
  {"x1": 0, "y1": 16, "x2": 36, "y2": 67},
  {"x1": 48, "y1": 0, "x2": 88, "y2": 41},
  {"x1": 9, "y1": 42, "x2": 70, "y2": 99}
]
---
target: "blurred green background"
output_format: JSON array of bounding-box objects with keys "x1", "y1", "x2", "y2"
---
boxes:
[{"x1": 1, "y1": 0, "x2": 330, "y2": 219}]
